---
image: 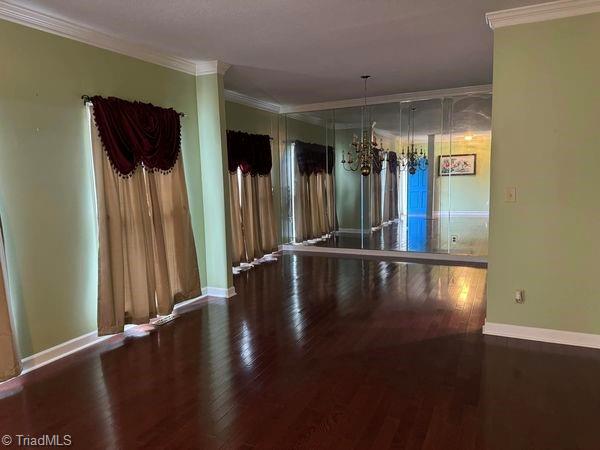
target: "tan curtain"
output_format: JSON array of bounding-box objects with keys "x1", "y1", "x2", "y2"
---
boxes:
[
  {"x1": 295, "y1": 170, "x2": 334, "y2": 241},
  {"x1": 229, "y1": 171, "x2": 277, "y2": 264},
  {"x1": 382, "y1": 169, "x2": 393, "y2": 222},
  {"x1": 91, "y1": 111, "x2": 199, "y2": 335},
  {"x1": 257, "y1": 175, "x2": 277, "y2": 254},
  {"x1": 371, "y1": 172, "x2": 382, "y2": 228},
  {"x1": 325, "y1": 173, "x2": 337, "y2": 233},
  {"x1": 0, "y1": 219, "x2": 20, "y2": 382},
  {"x1": 147, "y1": 160, "x2": 201, "y2": 311},
  {"x1": 390, "y1": 172, "x2": 399, "y2": 220},
  {"x1": 241, "y1": 174, "x2": 263, "y2": 261},
  {"x1": 294, "y1": 172, "x2": 311, "y2": 243},
  {"x1": 229, "y1": 172, "x2": 246, "y2": 265}
]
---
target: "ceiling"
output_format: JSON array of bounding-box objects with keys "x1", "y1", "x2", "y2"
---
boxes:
[
  {"x1": 11, "y1": 0, "x2": 541, "y2": 107},
  {"x1": 290, "y1": 95, "x2": 492, "y2": 137}
]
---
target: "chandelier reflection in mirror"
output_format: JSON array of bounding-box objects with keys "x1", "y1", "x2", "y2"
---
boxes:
[
  {"x1": 341, "y1": 77, "x2": 428, "y2": 176},
  {"x1": 341, "y1": 75, "x2": 387, "y2": 177},
  {"x1": 399, "y1": 105, "x2": 428, "y2": 175}
]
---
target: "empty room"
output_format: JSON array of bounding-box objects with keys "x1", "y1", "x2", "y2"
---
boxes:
[{"x1": 1, "y1": 0, "x2": 599, "y2": 449}]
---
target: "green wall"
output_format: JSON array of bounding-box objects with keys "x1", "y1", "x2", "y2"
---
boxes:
[
  {"x1": 0, "y1": 19, "x2": 206, "y2": 356},
  {"x1": 225, "y1": 102, "x2": 281, "y2": 243},
  {"x1": 335, "y1": 128, "x2": 362, "y2": 230},
  {"x1": 435, "y1": 134, "x2": 491, "y2": 213},
  {"x1": 487, "y1": 13, "x2": 600, "y2": 333}
]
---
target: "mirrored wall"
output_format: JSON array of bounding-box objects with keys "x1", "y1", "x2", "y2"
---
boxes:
[{"x1": 280, "y1": 93, "x2": 492, "y2": 257}]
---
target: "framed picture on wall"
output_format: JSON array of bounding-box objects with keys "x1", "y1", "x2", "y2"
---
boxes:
[{"x1": 438, "y1": 154, "x2": 476, "y2": 176}]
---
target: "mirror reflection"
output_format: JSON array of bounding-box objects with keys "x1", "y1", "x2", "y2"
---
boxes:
[{"x1": 281, "y1": 93, "x2": 491, "y2": 257}]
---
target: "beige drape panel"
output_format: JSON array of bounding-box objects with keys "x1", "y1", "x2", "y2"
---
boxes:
[
  {"x1": 257, "y1": 175, "x2": 277, "y2": 254},
  {"x1": 325, "y1": 173, "x2": 337, "y2": 232},
  {"x1": 229, "y1": 172, "x2": 246, "y2": 266},
  {"x1": 294, "y1": 172, "x2": 311, "y2": 242},
  {"x1": 382, "y1": 170, "x2": 399, "y2": 222},
  {"x1": 0, "y1": 219, "x2": 20, "y2": 382},
  {"x1": 371, "y1": 172, "x2": 382, "y2": 228},
  {"x1": 229, "y1": 172, "x2": 277, "y2": 265},
  {"x1": 241, "y1": 174, "x2": 262, "y2": 261},
  {"x1": 294, "y1": 166, "x2": 336, "y2": 242},
  {"x1": 147, "y1": 161, "x2": 201, "y2": 310},
  {"x1": 390, "y1": 172, "x2": 399, "y2": 220},
  {"x1": 90, "y1": 112, "x2": 200, "y2": 335}
]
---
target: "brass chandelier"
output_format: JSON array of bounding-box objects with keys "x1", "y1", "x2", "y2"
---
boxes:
[
  {"x1": 398, "y1": 105, "x2": 428, "y2": 175},
  {"x1": 341, "y1": 75, "x2": 387, "y2": 176}
]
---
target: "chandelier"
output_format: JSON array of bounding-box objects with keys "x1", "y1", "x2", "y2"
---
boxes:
[
  {"x1": 341, "y1": 75, "x2": 387, "y2": 176},
  {"x1": 399, "y1": 105, "x2": 428, "y2": 175}
]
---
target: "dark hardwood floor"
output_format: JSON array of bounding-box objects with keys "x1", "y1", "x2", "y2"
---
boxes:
[
  {"x1": 317, "y1": 218, "x2": 489, "y2": 256},
  {"x1": 1, "y1": 255, "x2": 600, "y2": 449}
]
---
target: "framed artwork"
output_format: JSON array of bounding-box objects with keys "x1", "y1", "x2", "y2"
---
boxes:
[{"x1": 438, "y1": 154, "x2": 476, "y2": 176}]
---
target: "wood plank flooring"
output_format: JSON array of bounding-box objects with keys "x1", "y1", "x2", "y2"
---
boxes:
[
  {"x1": 318, "y1": 218, "x2": 489, "y2": 256},
  {"x1": 1, "y1": 255, "x2": 600, "y2": 449}
]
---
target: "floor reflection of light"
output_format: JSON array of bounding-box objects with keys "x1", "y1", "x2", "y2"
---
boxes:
[
  {"x1": 458, "y1": 283, "x2": 470, "y2": 307},
  {"x1": 240, "y1": 321, "x2": 254, "y2": 368},
  {"x1": 290, "y1": 257, "x2": 304, "y2": 342}
]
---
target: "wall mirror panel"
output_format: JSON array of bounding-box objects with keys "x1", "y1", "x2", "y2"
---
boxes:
[{"x1": 280, "y1": 93, "x2": 491, "y2": 257}]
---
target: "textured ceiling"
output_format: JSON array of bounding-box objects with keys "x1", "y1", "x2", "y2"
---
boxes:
[
  {"x1": 291, "y1": 95, "x2": 492, "y2": 137},
  {"x1": 12, "y1": 0, "x2": 540, "y2": 106}
]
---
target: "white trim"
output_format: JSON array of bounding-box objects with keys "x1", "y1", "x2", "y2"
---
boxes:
[
  {"x1": 205, "y1": 286, "x2": 237, "y2": 298},
  {"x1": 433, "y1": 211, "x2": 489, "y2": 218},
  {"x1": 195, "y1": 60, "x2": 231, "y2": 76},
  {"x1": 224, "y1": 89, "x2": 281, "y2": 113},
  {"x1": 20, "y1": 331, "x2": 111, "y2": 375},
  {"x1": 335, "y1": 228, "x2": 364, "y2": 234},
  {"x1": 486, "y1": 0, "x2": 600, "y2": 29},
  {"x1": 281, "y1": 244, "x2": 487, "y2": 265},
  {"x1": 0, "y1": 0, "x2": 208, "y2": 74},
  {"x1": 483, "y1": 321, "x2": 600, "y2": 349},
  {"x1": 280, "y1": 84, "x2": 492, "y2": 114},
  {"x1": 17, "y1": 294, "x2": 214, "y2": 376}
]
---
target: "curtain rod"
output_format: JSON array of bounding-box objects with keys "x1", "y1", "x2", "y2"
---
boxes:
[{"x1": 81, "y1": 95, "x2": 186, "y2": 117}]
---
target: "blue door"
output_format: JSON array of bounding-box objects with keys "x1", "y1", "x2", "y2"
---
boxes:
[
  {"x1": 407, "y1": 167, "x2": 428, "y2": 217},
  {"x1": 407, "y1": 167, "x2": 429, "y2": 252}
]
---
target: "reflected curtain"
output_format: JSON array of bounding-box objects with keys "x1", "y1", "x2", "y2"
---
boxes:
[
  {"x1": 228, "y1": 172, "x2": 245, "y2": 266},
  {"x1": 294, "y1": 141, "x2": 336, "y2": 242},
  {"x1": 227, "y1": 130, "x2": 277, "y2": 265},
  {"x1": 0, "y1": 218, "x2": 20, "y2": 382},
  {"x1": 370, "y1": 152, "x2": 383, "y2": 228},
  {"x1": 90, "y1": 100, "x2": 200, "y2": 335},
  {"x1": 382, "y1": 151, "x2": 399, "y2": 222}
]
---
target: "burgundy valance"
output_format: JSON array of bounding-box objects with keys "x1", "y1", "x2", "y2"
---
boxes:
[
  {"x1": 226, "y1": 130, "x2": 272, "y2": 176},
  {"x1": 91, "y1": 96, "x2": 182, "y2": 177},
  {"x1": 388, "y1": 151, "x2": 398, "y2": 173},
  {"x1": 294, "y1": 141, "x2": 335, "y2": 175}
]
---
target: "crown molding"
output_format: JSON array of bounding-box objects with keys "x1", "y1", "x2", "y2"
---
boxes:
[
  {"x1": 280, "y1": 84, "x2": 492, "y2": 114},
  {"x1": 224, "y1": 89, "x2": 280, "y2": 113},
  {"x1": 486, "y1": 0, "x2": 600, "y2": 29},
  {"x1": 195, "y1": 60, "x2": 231, "y2": 76},
  {"x1": 0, "y1": 0, "x2": 208, "y2": 74}
]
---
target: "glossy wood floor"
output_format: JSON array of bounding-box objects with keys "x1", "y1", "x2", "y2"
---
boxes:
[
  {"x1": 317, "y1": 218, "x2": 489, "y2": 256},
  {"x1": 2, "y1": 255, "x2": 600, "y2": 449}
]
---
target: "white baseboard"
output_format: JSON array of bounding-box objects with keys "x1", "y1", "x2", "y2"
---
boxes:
[
  {"x1": 205, "y1": 286, "x2": 236, "y2": 298},
  {"x1": 433, "y1": 211, "x2": 489, "y2": 218},
  {"x1": 21, "y1": 331, "x2": 111, "y2": 375},
  {"x1": 18, "y1": 293, "x2": 215, "y2": 377},
  {"x1": 281, "y1": 244, "x2": 487, "y2": 265},
  {"x1": 483, "y1": 321, "x2": 600, "y2": 349},
  {"x1": 336, "y1": 228, "x2": 363, "y2": 234}
]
